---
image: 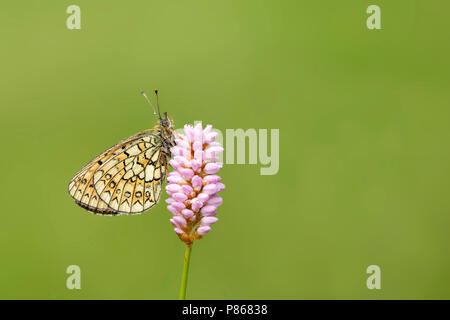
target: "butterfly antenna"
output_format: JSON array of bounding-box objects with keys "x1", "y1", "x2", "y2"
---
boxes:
[
  {"x1": 154, "y1": 89, "x2": 162, "y2": 119},
  {"x1": 140, "y1": 91, "x2": 157, "y2": 116}
]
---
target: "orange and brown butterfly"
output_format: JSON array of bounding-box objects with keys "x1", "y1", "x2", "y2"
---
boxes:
[{"x1": 68, "y1": 90, "x2": 176, "y2": 215}]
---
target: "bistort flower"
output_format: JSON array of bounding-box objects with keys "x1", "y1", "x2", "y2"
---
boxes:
[{"x1": 166, "y1": 123, "x2": 225, "y2": 246}]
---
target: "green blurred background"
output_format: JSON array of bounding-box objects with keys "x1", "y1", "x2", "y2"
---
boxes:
[{"x1": 1, "y1": 0, "x2": 449, "y2": 299}]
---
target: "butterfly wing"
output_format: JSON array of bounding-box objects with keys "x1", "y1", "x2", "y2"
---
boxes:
[
  {"x1": 68, "y1": 129, "x2": 167, "y2": 215},
  {"x1": 92, "y1": 132, "x2": 167, "y2": 214}
]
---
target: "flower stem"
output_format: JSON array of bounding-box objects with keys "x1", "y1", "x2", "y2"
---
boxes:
[{"x1": 179, "y1": 244, "x2": 192, "y2": 300}]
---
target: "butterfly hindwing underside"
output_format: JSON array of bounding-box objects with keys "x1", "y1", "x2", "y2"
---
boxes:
[{"x1": 68, "y1": 127, "x2": 171, "y2": 215}]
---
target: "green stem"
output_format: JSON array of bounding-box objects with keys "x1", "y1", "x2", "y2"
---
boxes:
[{"x1": 179, "y1": 245, "x2": 192, "y2": 300}]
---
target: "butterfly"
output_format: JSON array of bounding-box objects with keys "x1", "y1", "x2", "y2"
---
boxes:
[{"x1": 68, "y1": 90, "x2": 176, "y2": 215}]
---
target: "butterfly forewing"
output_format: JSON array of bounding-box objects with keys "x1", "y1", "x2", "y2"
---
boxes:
[{"x1": 68, "y1": 129, "x2": 168, "y2": 215}]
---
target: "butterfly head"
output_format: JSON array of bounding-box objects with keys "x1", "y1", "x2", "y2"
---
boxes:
[
  {"x1": 141, "y1": 89, "x2": 174, "y2": 128},
  {"x1": 158, "y1": 112, "x2": 176, "y2": 154},
  {"x1": 141, "y1": 90, "x2": 175, "y2": 148},
  {"x1": 160, "y1": 112, "x2": 174, "y2": 130}
]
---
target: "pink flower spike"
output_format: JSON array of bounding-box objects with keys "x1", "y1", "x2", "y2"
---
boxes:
[
  {"x1": 203, "y1": 184, "x2": 217, "y2": 195},
  {"x1": 171, "y1": 201, "x2": 186, "y2": 211},
  {"x1": 167, "y1": 205, "x2": 179, "y2": 215},
  {"x1": 205, "y1": 132, "x2": 218, "y2": 143},
  {"x1": 203, "y1": 125, "x2": 213, "y2": 135},
  {"x1": 166, "y1": 184, "x2": 182, "y2": 193},
  {"x1": 201, "y1": 216, "x2": 219, "y2": 226},
  {"x1": 173, "y1": 193, "x2": 188, "y2": 202},
  {"x1": 197, "y1": 226, "x2": 211, "y2": 235},
  {"x1": 173, "y1": 215, "x2": 187, "y2": 226},
  {"x1": 204, "y1": 163, "x2": 222, "y2": 174},
  {"x1": 191, "y1": 175, "x2": 203, "y2": 190},
  {"x1": 167, "y1": 175, "x2": 185, "y2": 184},
  {"x1": 208, "y1": 142, "x2": 222, "y2": 148},
  {"x1": 207, "y1": 195, "x2": 223, "y2": 206},
  {"x1": 206, "y1": 146, "x2": 224, "y2": 154},
  {"x1": 190, "y1": 159, "x2": 202, "y2": 172},
  {"x1": 194, "y1": 123, "x2": 203, "y2": 143},
  {"x1": 175, "y1": 138, "x2": 190, "y2": 149},
  {"x1": 174, "y1": 227, "x2": 184, "y2": 235},
  {"x1": 179, "y1": 168, "x2": 194, "y2": 180},
  {"x1": 184, "y1": 125, "x2": 195, "y2": 142},
  {"x1": 174, "y1": 156, "x2": 189, "y2": 167},
  {"x1": 203, "y1": 175, "x2": 221, "y2": 183},
  {"x1": 171, "y1": 146, "x2": 185, "y2": 157},
  {"x1": 193, "y1": 141, "x2": 203, "y2": 152},
  {"x1": 202, "y1": 210, "x2": 217, "y2": 217},
  {"x1": 191, "y1": 199, "x2": 204, "y2": 212},
  {"x1": 197, "y1": 192, "x2": 210, "y2": 202},
  {"x1": 181, "y1": 209, "x2": 195, "y2": 219},
  {"x1": 181, "y1": 185, "x2": 194, "y2": 196},
  {"x1": 166, "y1": 123, "x2": 225, "y2": 246},
  {"x1": 200, "y1": 205, "x2": 217, "y2": 215},
  {"x1": 205, "y1": 148, "x2": 224, "y2": 162},
  {"x1": 194, "y1": 150, "x2": 204, "y2": 162},
  {"x1": 169, "y1": 159, "x2": 181, "y2": 170},
  {"x1": 216, "y1": 182, "x2": 226, "y2": 192}
]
